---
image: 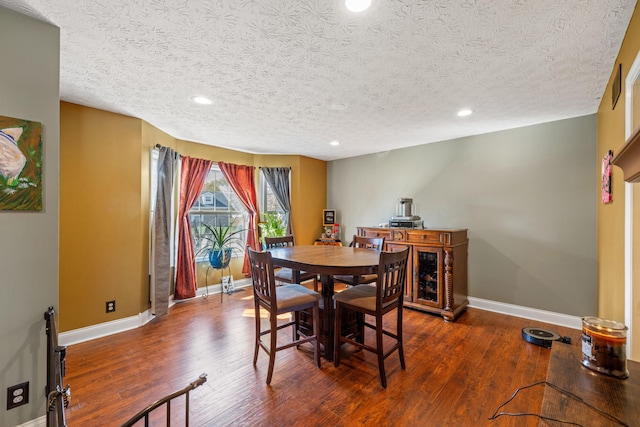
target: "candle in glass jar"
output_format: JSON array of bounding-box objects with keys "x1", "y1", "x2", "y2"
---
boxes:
[{"x1": 581, "y1": 316, "x2": 629, "y2": 379}]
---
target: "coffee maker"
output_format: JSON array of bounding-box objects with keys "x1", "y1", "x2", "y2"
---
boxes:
[{"x1": 390, "y1": 198, "x2": 423, "y2": 228}]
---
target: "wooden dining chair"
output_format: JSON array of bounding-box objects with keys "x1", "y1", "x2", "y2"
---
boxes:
[
  {"x1": 264, "y1": 235, "x2": 319, "y2": 291},
  {"x1": 334, "y1": 235, "x2": 385, "y2": 287},
  {"x1": 248, "y1": 248, "x2": 321, "y2": 385},
  {"x1": 333, "y1": 247, "x2": 409, "y2": 388}
]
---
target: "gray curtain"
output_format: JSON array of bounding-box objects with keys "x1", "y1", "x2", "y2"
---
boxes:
[
  {"x1": 261, "y1": 167, "x2": 293, "y2": 236},
  {"x1": 152, "y1": 146, "x2": 179, "y2": 317}
]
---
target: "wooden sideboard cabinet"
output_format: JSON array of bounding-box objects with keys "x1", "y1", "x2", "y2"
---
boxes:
[{"x1": 357, "y1": 227, "x2": 468, "y2": 321}]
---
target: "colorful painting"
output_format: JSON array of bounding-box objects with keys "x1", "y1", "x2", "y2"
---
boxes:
[{"x1": 0, "y1": 115, "x2": 43, "y2": 210}]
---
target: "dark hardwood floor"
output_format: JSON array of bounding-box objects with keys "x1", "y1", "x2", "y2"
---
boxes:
[{"x1": 63, "y1": 287, "x2": 580, "y2": 426}]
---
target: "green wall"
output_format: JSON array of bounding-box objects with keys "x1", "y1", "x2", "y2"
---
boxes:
[
  {"x1": 328, "y1": 115, "x2": 597, "y2": 316},
  {"x1": 0, "y1": 6, "x2": 60, "y2": 426}
]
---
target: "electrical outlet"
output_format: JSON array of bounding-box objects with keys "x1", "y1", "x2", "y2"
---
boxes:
[
  {"x1": 106, "y1": 300, "x2": 116, "y2": 313},
  {"x1": 7, "y1": 382, "x2": 29, "y2": 410}
]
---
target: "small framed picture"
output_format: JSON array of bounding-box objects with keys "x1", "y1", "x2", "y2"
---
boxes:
[
  {"x1": 602, "y1": 150, "x2": 613, "y2": 204},
  {"x1": 323, "y1": 209, "x2": 335, "y2": 226},
  {"x1": 612, "y1": 63, "x2": 622, "y2": 110}
]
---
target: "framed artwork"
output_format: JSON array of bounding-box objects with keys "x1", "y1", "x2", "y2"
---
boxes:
[
  {"x1": 0, "y1": 115, "x2": 43, "y2": 211},
  {"x1": 602, "y1": 150, "x2": 613, "y2": 204},
  {"x1": 323, "y1": 209, "x2": 335, "y2": 226},
  {"x1": 612, "y1": 63, "x2": 622, "y2": 110}
]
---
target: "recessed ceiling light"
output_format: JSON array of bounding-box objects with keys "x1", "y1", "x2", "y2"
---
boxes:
[
  {"x1": 345, "y1": 0, "x2": 371, "y2": 12},
  {"x1": 191, "y1": 96, "x2": 213, "y2": 105},
  {"x1": 457, "y1": 109, "x2": 473, "y2": 117},
  {"x1": 330, "y1": 140, "x2": 340, "y2": 146}
]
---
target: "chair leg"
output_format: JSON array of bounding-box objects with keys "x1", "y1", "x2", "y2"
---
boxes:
[
  {"x1": 293, "y1": 311, "x2": 299, "y2": 343},
  {"x1": 266, "y1": 310, "x2": 278, "y2": 385},
  {"x1": 313, "y1": 303, "x2": 321, "y2": 368},
  {"x1": 376, "y1": 314, "x2": 387, "y2": 389},
  {"x1": 398, "y1": 307, "x2": 406, "y2": 370},
  {"x1": 334, "y1": 302, "x2": 342, "y2": 367},
  {"x1": 356, "y1": 312, "x2": 365, "y2": 345},
  {"x1": 253, "y1": 304, "x2": 261, "y2": 366}
]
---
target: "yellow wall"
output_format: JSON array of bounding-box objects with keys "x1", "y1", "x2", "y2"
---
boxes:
[
  {"x1": 60, "y1": 103, "x2": 144, "y2": 330},
  {"x1": 296, "y1": 156, "x2": 327, "y2": 244},
  {"x1": 255, "y1": 154, "x2": 327, "y2": 245},
  {"x1": 596, "y1": 3, "x2": 640, "y2": 321},
  {"x1": 60, "y1": 102, "x2": 327, "y2": 331}
]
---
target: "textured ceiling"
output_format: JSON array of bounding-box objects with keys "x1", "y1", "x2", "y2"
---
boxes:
[{"x1": 0, "y1": 0, "x2": 636, "y2": 161}]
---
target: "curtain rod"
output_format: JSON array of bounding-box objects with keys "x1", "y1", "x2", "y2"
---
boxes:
[
  {"x1": 155, "y1": 145, "x2": 284, "y2": 169},
  {"x1": 154, "y1": 144, "x2": 183, "y2": 159}
]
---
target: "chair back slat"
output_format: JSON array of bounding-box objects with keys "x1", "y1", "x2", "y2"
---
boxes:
[
  {"x1": 248, "y1": 248, "x2": 278, "y2": 308},
  {"x1": 351, "y1": 235, "x2": 385, "y2": 250},
  {"x1": 264, "y1": 235, "x2": 295, "y2": 248},
  {"x1": 377, "y1": 248, "x2": 409, "y2": 307}
]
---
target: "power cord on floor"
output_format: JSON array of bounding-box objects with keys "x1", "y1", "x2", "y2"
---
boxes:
[{"x1": 488, "y1": 381, "x2": 630, "y2": 426}]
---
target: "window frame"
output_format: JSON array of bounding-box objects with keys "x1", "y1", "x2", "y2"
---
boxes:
[
  {"x1": 189, "y1": 165, "x2": 248, "y2": 262},
  {"x1": 259, "y1": 170, "x2": 287, "y2": 219}
]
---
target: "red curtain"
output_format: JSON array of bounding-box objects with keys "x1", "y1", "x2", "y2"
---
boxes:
[
  {"x1": 218, "y1": 162, "x2": 260, "y2": 275},
  {"x1": 175, "y1": 156, "x2": 213, "y2": 299}
]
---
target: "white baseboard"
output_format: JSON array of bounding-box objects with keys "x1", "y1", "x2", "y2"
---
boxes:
[
  {"x1": 59, "y1": 279, "x2": 252, "y2": 346},
  {"x1": 468, "y1": 297, "x2": 582, "y2": 330},
  {"x1": 17, "y1": 416, "x2": 45, "y2": 427},
  {"x1": 59, "y1": 290, "x2": 576, "y2": 347},
  {"x1": 59, "y1": 309, "x2": 154, "y2": 346},
  {"x1": 61, "y1": 285, "x2": 579, "y2": 347}
]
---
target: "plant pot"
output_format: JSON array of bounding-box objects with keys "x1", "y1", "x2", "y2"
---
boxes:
[{"x1": 209, "y1": 248, "x2": 232, "y2": 269}]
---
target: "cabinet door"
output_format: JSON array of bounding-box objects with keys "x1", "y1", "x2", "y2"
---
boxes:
[
  {"x1": 413, "y1": 246, "x2": 443, "y2": 308},
  {"x1": 386, "y1": 243, "x2": 412, "y2": 301}
]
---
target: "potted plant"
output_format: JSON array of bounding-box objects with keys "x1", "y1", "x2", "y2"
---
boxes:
[
  {"x1": 258, "y1": 212, "x2": 286, "y2": 248},
  {"x1": 199, "y1": 223, "x2": 245, "y2": 269}
]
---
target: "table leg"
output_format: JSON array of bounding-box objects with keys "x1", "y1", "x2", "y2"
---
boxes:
[{"x1": 321, "y1": 274, "x2": 335, "y2": 361}]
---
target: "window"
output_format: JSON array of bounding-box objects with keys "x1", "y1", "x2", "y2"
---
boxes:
[
  {"x1": 190, "y1": 166, "x2": 247, "y2": 260},
  {"x1": 201, "y1": 192, "x2": 214, "y2": 205},
  {"x1": 260, "y1": 170, "x2": 286, "y2": 222}
]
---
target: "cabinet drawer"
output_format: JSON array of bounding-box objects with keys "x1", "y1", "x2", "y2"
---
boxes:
[
  {"x1": 406, "y1": 230, "x2": 444, "y2": 244},
  {"x1": 361, "y1": 228, "x2": 392, "y2": 240}
]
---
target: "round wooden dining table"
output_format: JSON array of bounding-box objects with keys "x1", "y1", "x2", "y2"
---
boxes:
[{"x1": 267, "y1": 245, "x2": 381, "y2": 361}]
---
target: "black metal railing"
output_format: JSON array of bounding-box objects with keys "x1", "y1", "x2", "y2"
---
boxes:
[
  {"x1": 121, "y1": 373, "x2": 207, "y2": 427},
  {"x1": 45, "y1": 307, "x2": 70, "y2": 427}
]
